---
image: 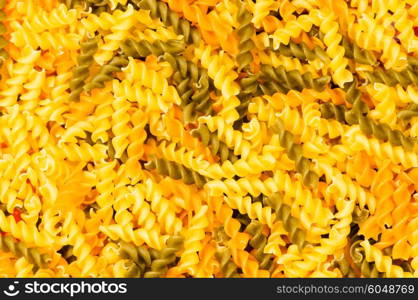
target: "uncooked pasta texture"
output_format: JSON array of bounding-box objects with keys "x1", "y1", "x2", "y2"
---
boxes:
[{"x1": 0, "y1": 0, "x2": 417, "y2": 278}]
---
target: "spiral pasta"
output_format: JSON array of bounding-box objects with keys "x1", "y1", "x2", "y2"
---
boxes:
[{"x1": 0, "y1": 0, "x2": 416, "y2": 279}]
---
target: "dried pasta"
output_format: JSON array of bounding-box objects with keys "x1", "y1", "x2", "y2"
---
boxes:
[{"x1": 0, "y1": 0, "x2": 417, "y2": 278}]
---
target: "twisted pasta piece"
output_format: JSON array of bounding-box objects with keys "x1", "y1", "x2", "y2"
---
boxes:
[
  {"x1": 271, "y1": 118, "x2": 319, "y2": 188},
  {"x1": 267, "y1": 40, "x2": 329, "y2": 64},
  {"x1": 210, "y1": 201, "x2": 250, "y2": 251},
  {"x1": 232, "y1": 75, "x2": 261, "y2": 128},
  {"x1": 236, "y1": 0, "x2": 255, "y2": 72},
  {"x1": 21, "y1": 3, "x2": 77, "y2": 33},
  {"x1": 360, "y1": 240, "x2": 412, "y2": 277},
  {"x1": 366, "y1": 83, "x2": 397, "y2": 128},
  {"x1": 269, "y1": 14, "x2": 314, "y2": 47},
  {"x1": 199, "y1": 115, "x2": 253, "y2": 159},
  {"x1": 260, "y1": 65, "x2": 330, "y2": 95},
  {"x1": 0, "y1": 235, "x2": 50, "y2": 270},
  {"x1": 179, "y1": 205, "x2": 208, "y2": 275},
  {"x1": 310, "y1": 9, "x2": 353, "y2": 86},
  {"x1": 163, "y1": 52, "x2": 213, "y2": 122},
  {"x1": 364, "y1": 66, "x2": 418, "y2": 87},
  {"x1": 231, "y1": 248, "x2": 270, "y2": 277},
  {"x1": 69, "y1": 37, "x2": 98, "y2": 101},
  {"x1": 347, "y1": 13, "x2": 407, "y2": 70},
  {"x1": 144, "y1": 157, "x2": 210, "y2": 188},
  {"x1": 0, "y1": 46, "x2": 40, "y2": 107},
  {"x1": 10, "y1": 21, "x2": 81, "y2": 50},
  {"x1": 113, "y1": 259, "x2": 142, "y2": 278},
  {"x1": 341, "y1": 35, "x2": 378, "y2": 66},
  {"x1": 224, "y1": 195, "x2": 276, "y2": 228},
  {"x1": 390, "y1": 7, "x2": 418, "y2": 52},
  {"x1": 191, "y1": 123, "x2": 237, "y2": 163},
  {"x1": 121, "y1": 38, "x2": 185, "y2": 58},
  {"x1": 332, "y1": 255, "x2": 357, "y2": 278},
  {"x1": 398, "y1": 103, "x2": 418, "y2": 122},
  {"x1": 313, "y1": 28, "x2": 378, "y2": 66},
  {"x1": 194, "y1": 44, "x2": 240, "y2": 99},
  {"x1": 137, "y1": 0, "x2": 200, "y2": 45},
  {"x1": 84, "y1": 55, "x2": 128, "y2": 92},
  {"x1": 111, "y1": 90, "x2": 132, "y2": 159},
  {"x1": 320, "y1": 102, "x2": 415, "y2": 151},
  {"x1": 245, "y1": 221, "x2": 273, "y2": 270},
  {"x1": 139, "y1": 178, "x2": 182, "y2": 236},
  {"x1": 251, "y1": 0, "x2": 279, "y2": 28},
  {"x1": 215, "y1": 246, "x2": 240, "y2": 278},
  {"x1": 263, "y1": 192, "x2": 306, "y2": 249},
  {"x1": 118, "y1": 241, "x2": 152, "y2": 275},
  {"x1": 350, "y1": 239, "x2": 382, "y2": 278},
  {"x1": 143, "y1": 235, "x2": 183, "y2": 277},
  {"x1": 122, "y1": 57, "x2": 180, "y2": 102}
]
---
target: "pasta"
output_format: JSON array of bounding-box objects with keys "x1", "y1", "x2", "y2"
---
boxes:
[{"x1": 0, "y1": 0, "x2": 417, "y2": 279}]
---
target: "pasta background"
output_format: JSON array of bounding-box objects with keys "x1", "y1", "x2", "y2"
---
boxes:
[{"x1": 0, "y1": 0, "x2": 417, "y2": 278}]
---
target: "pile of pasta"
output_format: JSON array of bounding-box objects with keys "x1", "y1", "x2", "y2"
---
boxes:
[{"x1": 0, "y1": 0, "x2": 417, "y2": 278}]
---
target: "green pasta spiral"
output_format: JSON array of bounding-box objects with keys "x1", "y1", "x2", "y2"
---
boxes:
[
  {"x1": 363, "y1": 66, "x2": 418, "y2": 87},
  {"x1": 343, "y1": 78, "x2": 364, "y2": 109},
  {"x1": 191, "y1": 123, "x2": 238, "y2": 163},
  {"x1": 119, "y1": 241, "x2": 152, "y2": 266},
  {"x1": 349, "y1": 239, "x2": 382, "y2": 278},
  {"x1": 233, "y1": 75, "x2": 261, "y2": 129},
  {"x1": 320, "y1": 101, "x2": 415, "y2": 151},
  {"x1": 268, "y1": 40, "x2": 329, "y2": 64},
  {"x1": 118, "y1": 241, "x2": 152, "y2": 277},
  {"x1": 121, "y1": 38, "x2": 185, "y2": 58},
  {"x1": 163, "y1": 53, "x2": 213, "y2": 122},
  {"x1": 260, "y1": 65, "x2": 330, "y2": 94},
  {"x1": 163, "y1": 53, "x2": 200, "y2": 102},
  {"x1": 120, "y1": 260, "x2": 142, "y2": 278},
  {"x1": 271, "y1": 118, "x2": 320, "y2": 188},
  {"x1": 135, "y1": 0, "x2": 201, "y2": 45},
  {"x1": 234, "y1": 74, "x2": 262, "y2": 130},
  {"x1": 310, "y1": 26, "x2": 378, "y2": 66},
  {"x1": 143, "y1": 235, "x2": 183, "y2": 278},
  {"x1": 239, "y1": 74, "x2": 260, "y2": 97},
  {"x1": 262, "y1": 192, "x2": 306, "y2": 249},
  {"x1": 398, "y1": 103, "x2": 418, "y2": 122},
  {"x1": 69, "y1": 37, "x2": 99, "y2": 101},
  {"x1": 215, "y1": 247, "x2": 240, "y2": 278},
  {"x1": 244, "y1": 220, "x2": 273, "y2": 270},
  {"x1": 84, "y1": 55, "x2": 129, "y2": 92},
  {"x1": 341, "y1": 36, "x2": 378, "y2": 66},
  {"x1": 236, "y1": 0, "x2": 255, "y2": 72},
  {"x1": 0, "y1": 235, "x2": 50, "y2": 269},
  {"x1": 144, "y1": 156, "x2": 210, "y2": 188}
]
